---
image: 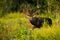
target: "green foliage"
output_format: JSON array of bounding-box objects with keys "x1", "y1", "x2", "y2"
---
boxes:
[
  {"x1": 0, "y1": 12, "x2": 60, "y2": 40},
  {"x1": 31, "y1": 26, "x2": 60, "y2": 40},
  {"x1": 0, "y1": 0, "x2": 60, "y2": 16},
  {"x1": 0, "y1": 0, "x2": 60, "y2": 40}
]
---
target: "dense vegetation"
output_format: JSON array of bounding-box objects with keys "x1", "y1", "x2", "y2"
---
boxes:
[{"x1": 0, "y1": 0, "x2": 60, "y2": 40}]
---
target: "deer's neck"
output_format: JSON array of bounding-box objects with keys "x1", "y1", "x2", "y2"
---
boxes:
[{"x1": 28, "y1": 16, "x2": 33, "y2": 20}]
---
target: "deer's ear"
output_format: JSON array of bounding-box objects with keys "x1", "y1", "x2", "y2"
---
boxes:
[{"x1": 33, "y1": 15, "x2": 36, "y2": 17}]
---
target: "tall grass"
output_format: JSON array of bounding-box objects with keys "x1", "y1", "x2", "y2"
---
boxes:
[{"x1": 0, "y1": 12, "x2": 60, "y2": 40}]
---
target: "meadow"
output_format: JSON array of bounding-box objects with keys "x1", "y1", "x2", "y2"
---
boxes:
[{"x1": 0, "y1": 12, "x2": 60, "y2": 40}]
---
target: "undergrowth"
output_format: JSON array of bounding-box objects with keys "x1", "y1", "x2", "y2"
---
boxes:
[{"x1": 0, "y1": 12, "x2": 60, "y2": 40}]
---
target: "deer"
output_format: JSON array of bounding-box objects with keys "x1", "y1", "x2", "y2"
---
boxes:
[{"x1": 23, "y1": 5, "x2": 52, "y2": 29}]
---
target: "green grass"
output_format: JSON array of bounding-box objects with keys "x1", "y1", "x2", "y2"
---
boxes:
[{"x1": 0, "y1": 12, "x2": 60, "y2": 40}]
